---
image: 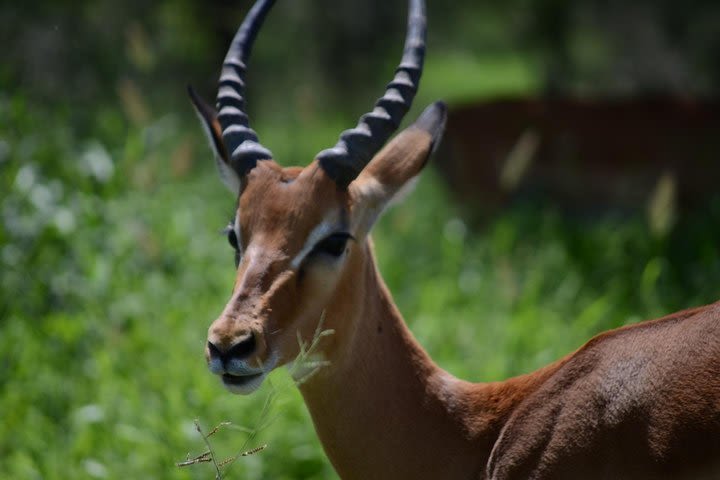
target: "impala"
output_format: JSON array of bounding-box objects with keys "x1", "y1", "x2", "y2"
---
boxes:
[{"x1": 188, "y1": 0, "x2": 720, "y2": 478}]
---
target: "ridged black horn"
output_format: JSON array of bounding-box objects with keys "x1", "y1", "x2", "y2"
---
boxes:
[
  {"x1": 316, "y1": 0, "x2": 426, "y2": 188},
  {"x1": 217, "y1": 0, "x2": 276, "y2": 176}
]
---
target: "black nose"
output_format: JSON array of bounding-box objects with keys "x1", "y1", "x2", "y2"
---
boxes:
[{"x1": 207, "y1": 333, "x2": 257, "y2": 364}]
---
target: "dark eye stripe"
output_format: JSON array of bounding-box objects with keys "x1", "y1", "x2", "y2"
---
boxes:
[
  {"x1": 311, "y1": 232, "x2": 354, "y2": 258},
  {"x1": 227, "y1": 229, "x2": 239, "y2": 251},
  {"x1": 222, "y1": 221, "x2": 240, "y2": 267}
]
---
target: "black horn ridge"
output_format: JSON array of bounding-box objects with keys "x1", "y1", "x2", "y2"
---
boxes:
[
  {"x1": 216, "y1": 0, "x2": 276, "y2": 176},
  {"x1": 316, "y1": 0, "x2": 427, "y2": 188}
]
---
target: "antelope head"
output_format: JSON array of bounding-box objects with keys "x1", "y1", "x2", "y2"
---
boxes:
[{"x1": 189, "y1": 0, "x2": 445, "y2": 394}]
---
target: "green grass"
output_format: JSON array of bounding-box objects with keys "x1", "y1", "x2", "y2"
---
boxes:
[
  {"x1": 421, "y1": 53, "x2": 539, "y2": 104},
  {"x1": 2, "y1": 76, "x2": 720, "y2": 480}
]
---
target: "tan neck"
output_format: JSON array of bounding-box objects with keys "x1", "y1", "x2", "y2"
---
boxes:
[{"x1": 298, "y1": 242, "x2": 558, "y2": 480}]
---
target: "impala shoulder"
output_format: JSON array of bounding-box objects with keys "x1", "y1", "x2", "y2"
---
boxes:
[
  {"x1": 485, "y1": 301, "x2": 720, "y2": 479},
  {"x1": 484, "y1": 353, "x2": 600, "y2": 479}
]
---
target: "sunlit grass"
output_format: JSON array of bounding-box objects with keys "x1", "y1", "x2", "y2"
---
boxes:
[{"x1": 421, "y1": 53, "x2": 539, "y2": 105}]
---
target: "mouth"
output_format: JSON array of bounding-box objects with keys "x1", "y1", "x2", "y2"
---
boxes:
[
  {"x1": 210, "y1": 351, "x2": 278, "y2": 395},
  {"x1": 220, "y1": 372, "x2": 266, "y2": 395}
]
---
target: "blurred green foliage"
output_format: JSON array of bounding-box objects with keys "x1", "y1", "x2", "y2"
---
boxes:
[{"x1": 2, "y1": 0, "x2": 720, "y2": 479}]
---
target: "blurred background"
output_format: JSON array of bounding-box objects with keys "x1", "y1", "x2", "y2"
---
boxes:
[{"x1": 2, "y1": 0, "x2": 720, "y2": 478}]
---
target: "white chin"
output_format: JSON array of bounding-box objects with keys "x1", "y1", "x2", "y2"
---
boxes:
[{"x1": 222, "y1": 373, "x2": 265, "y2": 395}]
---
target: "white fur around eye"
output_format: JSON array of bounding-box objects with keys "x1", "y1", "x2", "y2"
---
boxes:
[{"x1": 290, "y1": 220, "x2": 336, "y2": 270}]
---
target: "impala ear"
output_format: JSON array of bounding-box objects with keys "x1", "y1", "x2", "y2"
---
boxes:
[
  {"x1": 348, "y1": 101, "x2": 447, "y2": 237},
  {"x1": 188, "y1": 85, "x2": 241, "y2": 196}
]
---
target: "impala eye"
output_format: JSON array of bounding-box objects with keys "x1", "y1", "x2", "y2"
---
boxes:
[
  {"x1": 312, "y1": 233, "x2": 353, "y2": 258},
  {"x1": 223, "y1": 223, "x2": 241, "y2": 267},
  {"x1": 227, "y1": 228, "x2": 239, "y2": 251}
]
